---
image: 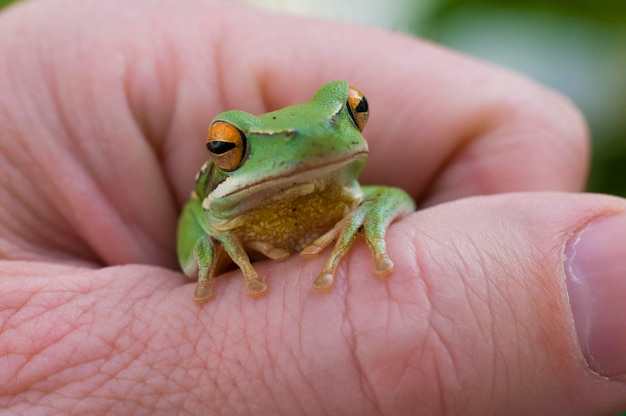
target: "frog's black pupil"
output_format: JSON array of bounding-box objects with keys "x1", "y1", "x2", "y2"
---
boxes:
[
  {"x1": 355, "y1": 97, "x2": 368, "y2": 113},
  {"x1": 207, "y1": 140, "x2": 236, "y2": 154}
]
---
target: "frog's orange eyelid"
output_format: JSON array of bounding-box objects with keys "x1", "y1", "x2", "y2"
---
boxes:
[
  {"x1": 206, "y1": 121, "x2": 247, "y2": 171},
  {"x1": 346, "y1": 86, "x2": 369, "y2": 132}
]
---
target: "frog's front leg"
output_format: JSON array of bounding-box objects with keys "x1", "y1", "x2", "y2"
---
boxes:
[
  {"x1": 362, "y1": 186, "x2": 415, "y2": 274},
  {"x1": 191, "y1": 236, "x2": 220, "y2": 302},
  {"x1": 216, "y1": 234, "x2": 268, "y2": 296},
  {"x1": 309, "y1": 186, "x2": 415, "y2": 290},
  {"x1": 177, "y1": 198, "x2": 221, "y2": 302}
]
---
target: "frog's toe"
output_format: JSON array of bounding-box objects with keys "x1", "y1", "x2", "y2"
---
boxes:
[
  {"x1": 374, "y1": 254, "x2": 394, "y2": 276},
  {"x1": 300, "y1": 244, "x2": 322, "y2": 259},
  {"x1": 246, "y1": 278, "x2": 268, "y2": 297},
  {"x1": 313, "y1": 272, "x2": 334, "y2": 291},
  {"x1": 268, "y1": 248, "x2": 290, "y2": 261},
  {"x1": 193, "y1": 281, "x2": 214, "y2": 303}
]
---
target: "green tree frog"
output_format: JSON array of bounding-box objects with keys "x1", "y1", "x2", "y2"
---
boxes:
[{"x1": 177, "y1": 81, "x2": 415, "y2": 303}]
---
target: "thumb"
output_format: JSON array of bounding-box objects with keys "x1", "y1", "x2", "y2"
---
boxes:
[{"x1": 350, "y1": 192, "x2": 626, "y2": 415}]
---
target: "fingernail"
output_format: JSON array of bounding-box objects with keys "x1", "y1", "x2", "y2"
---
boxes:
[{"x1": 565, "y1": 213, "x2": 626, "y2": 377}]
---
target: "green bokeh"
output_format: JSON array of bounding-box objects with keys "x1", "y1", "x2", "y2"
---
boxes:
[
  {"x1": 417, "y1": 0, "x2": 626, "y2": 197},
  {"x1": 0, "y1": 0, "x2": 17, "y2": 8}
]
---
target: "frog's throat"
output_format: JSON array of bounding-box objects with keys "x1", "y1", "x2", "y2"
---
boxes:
[{"x1": 202, "y1": 152, "x2": 367, "y2": 213}]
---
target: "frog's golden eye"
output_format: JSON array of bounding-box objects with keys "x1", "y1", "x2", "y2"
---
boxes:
[
  {"x1": 346, "y1": 86, "x2": 369, "y2": 131},
  {"x1": 206, "y1": 121, "x2": 247, "y2": 171}
]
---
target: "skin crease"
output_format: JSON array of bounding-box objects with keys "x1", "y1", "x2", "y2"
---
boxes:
[{"x1": 1, "y1": 0, "x2": 625, "y2": 415}]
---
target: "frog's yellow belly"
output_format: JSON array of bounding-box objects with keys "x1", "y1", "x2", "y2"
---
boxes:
[{"x1": 232, "y1": 187, "x2": 358, "y2": 253}]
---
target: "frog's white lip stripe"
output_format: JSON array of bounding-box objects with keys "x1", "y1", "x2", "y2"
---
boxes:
[{"x1": 204, "y1": 151, "x2": 367, "y2": 209}]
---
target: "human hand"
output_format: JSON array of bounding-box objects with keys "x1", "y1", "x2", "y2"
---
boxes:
[{"x1": 1, "y1": 0, "x2": 625, "y2": 414}]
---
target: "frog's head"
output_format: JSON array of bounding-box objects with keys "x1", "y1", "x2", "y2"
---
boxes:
[{"x1": 203, "y1": 81, "x2": 370, "y2": 216}]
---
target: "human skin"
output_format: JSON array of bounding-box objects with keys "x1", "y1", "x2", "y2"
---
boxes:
[{"x1": 1, "y1": 0, "x2": 625, "y2": 415}]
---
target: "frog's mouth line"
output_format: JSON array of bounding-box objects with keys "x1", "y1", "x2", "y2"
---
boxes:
[{"x1": 203, "y1": 151, "x2": 368, "y2": 211}]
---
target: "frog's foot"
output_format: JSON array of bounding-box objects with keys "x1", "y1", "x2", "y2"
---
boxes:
[
  {"x1": 312, "y1": 212, "x2": 364, "y2": 291},
  {"x1": 239, "y1": 260, "x2": 268, "y2": 297},
  {"x1": 311, "y1": 237, "x2": 355, "y2": 291},
  {"x1": 360, "y1": 186, "x2": 415, "y2": 277},
  {"x1": 366, "y1": 236, "x2": 394, "y2": 276},
  {"x1": 191, "y1": 237, "x2": 217, "y2": 304},
  {"x1": 193, "y1": 280, "x2": 214, "y2": 303},
  {"x1": 301, "y1": 218, "x2": 347, "y2": 259},
  {"x1": 375, "y1": 255, "x2": 394, "y2": 275},
  {"x1": 312, "y1": 187, "x2": 414, "y2": 291},
  {"x1": 238, "y1": 257, "x2": 268, "y2": 297},
  {"x1": 217, "y1": 234, "x2": 269, "y2": 298},
  {"x1": 246, "y1": 241, "x2": 290, "y2": 261},
  {"x1": 313, "y1": 273, "x2": 334, "y2": 291},
  {"x1": 245, "y1": 277, "x2": 268, "y2": 297}
]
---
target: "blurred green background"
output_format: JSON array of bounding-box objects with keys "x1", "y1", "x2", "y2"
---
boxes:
[
  {"x1": 418, "y1": 0, "x2": 626, "y2": 197},
  {"x1": 2, "y1": 0, "x2": 624, "y2": 196}
]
